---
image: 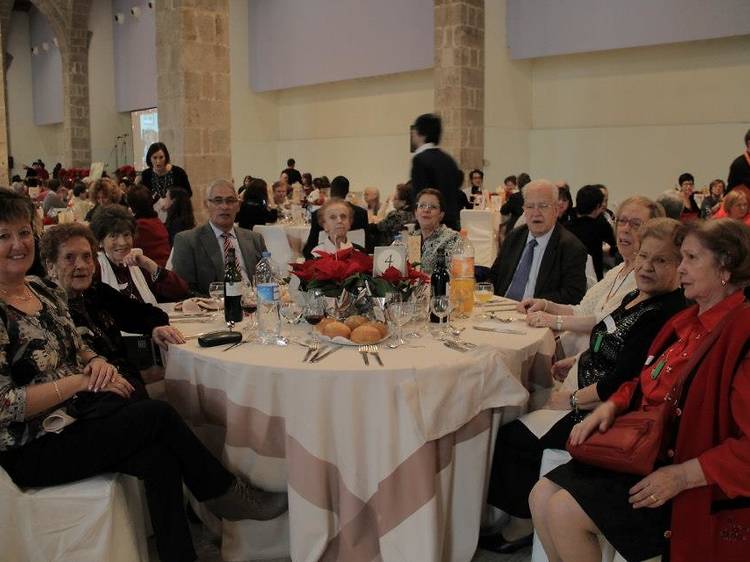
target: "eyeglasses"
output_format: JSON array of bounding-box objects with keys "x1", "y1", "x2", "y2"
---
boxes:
[
  {"x1": 207, "y1": 197, "x2": 239, "y2": 206},
  {"x1": 417, "y1": 202, "x2": 440, "y2": 211},
  {"x1": 522, "y1": 202, "x2": 553, "y2": 211},
  {"x1": 616, "y1": 217, "x2": 643, "y2": 229}
]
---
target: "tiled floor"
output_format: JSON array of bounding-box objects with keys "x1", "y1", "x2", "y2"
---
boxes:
[{"x1": 149, "y1": 522, "x2": 532, "y2": 561}]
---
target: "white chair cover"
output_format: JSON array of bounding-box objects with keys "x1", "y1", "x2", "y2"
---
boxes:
[
  {"x1": 585, "y1": 255, "x2": 597, "y2": 290},
  {"x1": 531, "y1": 449, "x2": 661, "y2": 562},
  {"x1": 255, "y1": 224, "x2": 294, "y2": 273},
  {"x1": 460, "y1": 209, "x2": 502, "y2": 267},
  {"x1": 0, "y1": 466, "x2": 150, "y2": 562}
]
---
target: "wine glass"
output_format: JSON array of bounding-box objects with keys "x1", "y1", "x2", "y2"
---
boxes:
[
  {"x1": 387, "y1": 298, "x2": 414, "y2": 349},
  {"x1": 280, "y1": 300, "x2": 303, "y2": 329},
  {"x1": 474, "y1": 281, "x2": 494, "y2": 318},
  {"x1": 241, "y1": 281, "x2": 257, "y2": 328},
  {"x1": 303, "y1": 290, "x2": 326, "y2": 343},
  {"x1": 208, "y1": 282, "x2": 224, "y2": 320},
  {"x1": 406, "y1": 284, "x2": 429, "y2": 338},
  {"x1": 430, "y1": 295, "x2": 450, "y2": 337}
]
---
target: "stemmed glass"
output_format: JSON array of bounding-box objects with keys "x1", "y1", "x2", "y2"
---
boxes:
[
  {"x1": 387, "y1": 298, "x2": 414, "y2": 349},
  {"x1": 405, "y1": 284, "x2": 429, "y2": 338},
  {"x1": 303, "y1": 290, "x2": 326, "y2": 343},
  {"x1": 208, "y1": 282, "x2": 224, "y2": 321},
  {"x1": 280, "y1": 300, "x2": 304, "y2": 333},
  {"x1": 430, "y1": 295, "x2": 450, "y2": 337},
  {"x1": 241, "y1": 280, "x2": 257, "y2": 329}
]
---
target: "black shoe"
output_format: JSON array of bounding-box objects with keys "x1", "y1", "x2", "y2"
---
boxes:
[
  {"x1": 478, "y1": 531, "x2": 533, "y2": 554},
  {"x1": 204, "y1": 476, "x2": 288, "y2": 522}
]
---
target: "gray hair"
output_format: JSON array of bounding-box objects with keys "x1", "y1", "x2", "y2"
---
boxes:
[
  {"x1": 655, "y1": 190, "x2": 683, "y2": 220},
  {"x1": 521, "y1": 179, "x2": 557, "y2": 202},
  {"x1": 206, "y1": 179, "x2": 236, "y2": 200}
]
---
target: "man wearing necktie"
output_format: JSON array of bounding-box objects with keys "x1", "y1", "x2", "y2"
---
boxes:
[
  {"x1": 171, "y1": 179, "x2": 267, "y2": 296},
  {"x1": 490, "y1": 180, "x2": 588, "y2": 305}
]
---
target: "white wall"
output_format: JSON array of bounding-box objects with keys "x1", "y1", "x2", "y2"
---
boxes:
[
  {"x1": 230, "y1": 0, "x2": 434, "y2": 195},
  {"x1": 6, "y1": 11, "x2": 63, "y2": 176},
  {"x1": 528, "y1": 35, "x2": 750, "y2": 204}
]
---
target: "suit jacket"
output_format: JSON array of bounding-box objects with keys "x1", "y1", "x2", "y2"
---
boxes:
[
  {"x1": 410, "y1": 147, "x2": 461, "y2": 230},
  {"x1": 490, "y1": 223, "x2": 588, "y2": 305},
  {"x1": 302, "y1": 203, "x2": 371, "y2": 259},
  {"x1": 171, "y1": 223, "x2": 267, "y2": 296}
]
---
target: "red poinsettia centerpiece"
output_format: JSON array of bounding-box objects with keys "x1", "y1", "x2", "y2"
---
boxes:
[{"x1": 290, "y1": 248, "x2": 428, "y2": 299}]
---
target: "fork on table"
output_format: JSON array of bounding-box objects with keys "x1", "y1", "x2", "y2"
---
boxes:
[
  {"x1": 358, "y1": 345, "x2": 370, "y2": 366},
  {"x1": 303, "y1": 341, "x2": 319, "y2": 362},
  {"x1": 367, "y1": 345, "x2": 384, "y2": 366}
]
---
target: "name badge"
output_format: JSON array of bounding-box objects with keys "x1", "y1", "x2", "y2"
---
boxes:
[{"x1": 603, "y1": 315, "x2": 617, "y2": 334}]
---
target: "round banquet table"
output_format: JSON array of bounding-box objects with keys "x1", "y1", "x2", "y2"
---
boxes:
[{"x1": 163, "y1": 311, "x2": 556, "y2": 562}]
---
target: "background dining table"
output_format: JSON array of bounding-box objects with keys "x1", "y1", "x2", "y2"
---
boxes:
[{"x1": 163, "y1": 305, "x2": 556, "y2": 562}]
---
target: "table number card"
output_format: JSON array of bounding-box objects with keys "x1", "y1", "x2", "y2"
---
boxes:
[{"x1": 373, "y1": 246, "x2": 407, "y2": 276}]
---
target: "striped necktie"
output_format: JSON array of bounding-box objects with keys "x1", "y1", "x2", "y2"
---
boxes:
[{"x1": 221, "y1": 233, "x2": 241, "y2": 272}]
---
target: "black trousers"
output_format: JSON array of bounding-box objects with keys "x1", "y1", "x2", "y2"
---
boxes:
[
  {"x1": 486, "y1": 411, "x2": 578, "y2": 518},
  {"x1": 0, "y1": 399, "x2": 234, "y2": 562}
]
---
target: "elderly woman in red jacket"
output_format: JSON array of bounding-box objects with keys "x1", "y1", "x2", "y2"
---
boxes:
[{"x1": 529, "y1": 218, "x2": 750, "y2": 562}]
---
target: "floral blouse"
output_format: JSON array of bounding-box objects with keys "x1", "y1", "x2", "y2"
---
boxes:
[
  {"x1": 418, "y1": 224, "x2": 462, "y2": 274},
  {"x1": 0, "y1": 277, "x2": 90, "y2": 451}
]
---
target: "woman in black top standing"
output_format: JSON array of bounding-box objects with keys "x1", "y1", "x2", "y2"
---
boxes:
[{"x1": 140, "y1": 142, "x2": 192, "y2": 207}]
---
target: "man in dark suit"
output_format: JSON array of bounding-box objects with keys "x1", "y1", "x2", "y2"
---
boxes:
[
  {"x1": 302, "y1": 175, "x2": 371, "y2": 258},
  {"x1": 409, "y1": 113, "x2": 461, "y2": 230},
  {"x1": 490, "y1": 179, "x2": 587, "y2": 305},
  {"x1": 171, "y1": 179, "x2": 267, "y2": 296},
  {"x1": 282, "y1": 158, "x2": 302, "y2": 186}
]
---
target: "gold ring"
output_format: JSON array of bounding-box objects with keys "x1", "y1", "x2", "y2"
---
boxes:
[{"x1": 650, "y1": 494, "x2": 659, "y2": 503}]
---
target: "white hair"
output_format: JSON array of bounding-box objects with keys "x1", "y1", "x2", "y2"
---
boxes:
[
  {"x1": 521, "y1": 179, "x2": 557, "y2": 202},
  {"x1": 206, "y1": 178, "x2": 236, "y2": 200}
]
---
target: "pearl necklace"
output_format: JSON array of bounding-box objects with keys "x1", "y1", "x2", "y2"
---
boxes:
[{"x1": 0, "y1": 283, "x2": 32, "y2": 302}]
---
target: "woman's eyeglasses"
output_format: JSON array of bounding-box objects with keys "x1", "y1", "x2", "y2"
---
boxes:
[{"x1": 417, "y1": 203, "x2": 440, "y2": 211}]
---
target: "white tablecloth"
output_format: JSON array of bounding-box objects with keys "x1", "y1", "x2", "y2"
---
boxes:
[{"x1": 164, "y1": 315, "x2": 556, "y2": 562}]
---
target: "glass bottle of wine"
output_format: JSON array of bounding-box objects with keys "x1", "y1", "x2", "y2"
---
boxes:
[{"x1": 224, "y1": 248, "x2": 243, "y2": 325}]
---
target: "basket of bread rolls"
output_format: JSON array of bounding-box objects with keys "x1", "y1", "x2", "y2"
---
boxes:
[{"x1": 315, "y1": 315, "x2": 389, "y2": 345}]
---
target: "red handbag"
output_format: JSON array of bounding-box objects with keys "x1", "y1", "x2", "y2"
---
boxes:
[{"x1": 566, "y1": 315, "x2": 728, "y2": 476}]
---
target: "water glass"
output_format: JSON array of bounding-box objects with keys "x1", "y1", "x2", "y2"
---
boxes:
[
  {"x1": 430, "y1": 295, "x2": 450, "y2": 337},
  {"x1": 208, "y1": 282, "x2": 224, "y2": 319}
]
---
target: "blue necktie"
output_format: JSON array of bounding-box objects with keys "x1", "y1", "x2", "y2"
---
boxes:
[{"x1": 505, "y1": 239, "x2": 538, "y2": 301}]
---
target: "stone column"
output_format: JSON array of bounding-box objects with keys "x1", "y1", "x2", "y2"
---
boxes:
[
  {"x1": 156, "y1": 0, "x2": 231, "y2": 222},
  {"x1": 60, "y1": 27, "x2": 92, "y2": 167},
  {"x1": 434, "y1": 0, "x2": 484, "y2": 174},
  {"x1": 0, "y1": 0, "x2": 12, "y2": 185}
]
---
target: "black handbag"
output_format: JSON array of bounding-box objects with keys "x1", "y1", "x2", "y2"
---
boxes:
[{"x1": 67, "y1": 391, "x2": 129, "y2": 420}]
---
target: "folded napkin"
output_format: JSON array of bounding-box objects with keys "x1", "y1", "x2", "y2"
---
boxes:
[
  {"x1": 42, "y1": 409, "x2": 77, "y2": 434},
  {"x1": 174, "y1": 298, "x2": 221, "y2": 313}
]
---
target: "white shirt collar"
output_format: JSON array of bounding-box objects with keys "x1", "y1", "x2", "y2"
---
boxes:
[
  {"x1": 209, "y1": 221, "x2": 236, "y2": 239},
  {"x1": 525, "y1": 225, "x2": 555, "y2": 247},
  {"x1": 413, "y1": 142, "x2": 437, "y2": 157}
]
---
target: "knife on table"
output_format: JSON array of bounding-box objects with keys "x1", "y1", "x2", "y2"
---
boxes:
[
  {"x1": 312, "y1": 346, "x2": 342, "y2": 363},
  {"x1": 472, "y1": 326, "x2": 527, "y2": 335}
]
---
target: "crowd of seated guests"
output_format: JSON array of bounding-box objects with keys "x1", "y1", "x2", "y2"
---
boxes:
[{"x1": 5, "y1": 126, "x2": 750, "y2": 562}]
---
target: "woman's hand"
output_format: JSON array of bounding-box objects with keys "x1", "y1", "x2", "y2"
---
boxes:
[
  {"x1": 544, "y1": 390, "x2": 571, "y2": 410},
  {"x1": 123, "y1": 248, "x2": 158, "y2": 275},
  {"x1": 83, "y1": 358, "x2": 119, "y2": 392},
  {"x1": 80, "y1": 372, "x2": 134, "y2": 398},
  {"x1": 152, "y1": 325, "x2": 186, "y2": 350},
  {"x1": 629, "y1": 465, "x2": 689, "y2": 509},
  {"x1": 568, "y1": 401, "x2": 617, "y2": 446},
  {"x1": 551, "y1": 356, "x2": 577, "y2": 382},
  {"x1": 517, "y1": 298, "x2": 546, "y2": 313},
  {"x1": 526, "y1": 310, "x2": 554, "y2": 328}
]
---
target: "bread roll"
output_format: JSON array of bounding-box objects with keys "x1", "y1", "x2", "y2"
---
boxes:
[
  {"x1": 350, "y1": 325, "x2": 382, "y2": 344},
  {"x1": 323, "y1": 321, "x2": 351, "y2": 339},
  {"x1": 363, "y1": 321, "x2": 388, "y2": 338},
  {"x1": 316, "y1": 317, "x2": 335, "y2": 332},
  {"x1": 344, "y1": 315, "x2": 368, "y2": 330}
]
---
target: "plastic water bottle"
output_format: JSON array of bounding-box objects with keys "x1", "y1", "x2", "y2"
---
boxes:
[
  {"x1": 450, "y1": 230, "x2": 475, "y2": 315},
  {"x1": 254, "y1": 251, "x2": 281, "y2": 343}
]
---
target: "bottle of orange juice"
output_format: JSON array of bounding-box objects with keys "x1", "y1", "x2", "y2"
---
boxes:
[{"x1": 450, "y1": 229, "x2": 475, "y2": 315}]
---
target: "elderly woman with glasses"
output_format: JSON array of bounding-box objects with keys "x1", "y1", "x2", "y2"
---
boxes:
[
  {"x1": 89, "y1": 205, "x2": 189, "y2": 304},
  {"x1": 414, "y1": 188, "x2": 461, "y2": 274},
  {"x1": 519, "y1": 196, "x2": 666, "y2": 355},
  {"x1": 40, "y1": 223, "x2": 185, "y2": 399}
]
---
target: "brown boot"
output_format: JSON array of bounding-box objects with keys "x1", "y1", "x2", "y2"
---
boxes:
[{"x1": 204, "y1": 476, "x2": 288, "y2": 521}]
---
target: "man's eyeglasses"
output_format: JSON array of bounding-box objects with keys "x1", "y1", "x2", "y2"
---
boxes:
[
  {"x1": 523, "y1": 202, "x2": 553, "y2": 211},
  {"x1": 417, "y1": 202, "x2": 441, "y2": 211},
  {"x1": 207, "y1": 197, "x2": 239, "y2": 206},
  {"x1": 616, "y1": 217, "x2": 643, "y2": 229}
]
